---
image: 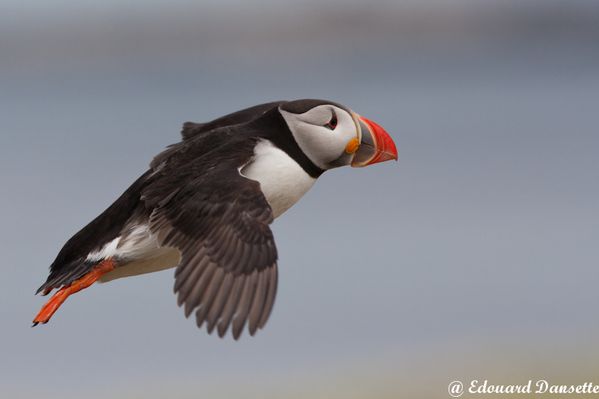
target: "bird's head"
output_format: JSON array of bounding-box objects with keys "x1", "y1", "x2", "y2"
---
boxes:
[{"x1": 279, "y1": 99, "x2": 398, "y2": 170}]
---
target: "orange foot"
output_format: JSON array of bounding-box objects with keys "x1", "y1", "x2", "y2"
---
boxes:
[{"x1": 32, "y1": 259, "x2": 115, "y2": 326}]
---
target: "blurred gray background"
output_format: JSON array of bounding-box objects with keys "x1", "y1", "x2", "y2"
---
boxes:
[{"x1": 2, "y1": 1, "x2": 598, "y2": 398}]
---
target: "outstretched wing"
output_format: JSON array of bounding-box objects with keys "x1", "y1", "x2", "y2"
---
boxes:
[{"x1": 142, "y1": 135, "x2": 278, "y2": 339}]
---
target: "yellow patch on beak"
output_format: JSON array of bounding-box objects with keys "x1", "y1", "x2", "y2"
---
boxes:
[{"x1": 345, "y1": 137, "x2": 360, "y2": 154}]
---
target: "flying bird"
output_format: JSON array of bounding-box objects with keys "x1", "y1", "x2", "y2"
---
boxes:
[{"x1": 33, "y1": 99, "x2": 398, "y2": 339}]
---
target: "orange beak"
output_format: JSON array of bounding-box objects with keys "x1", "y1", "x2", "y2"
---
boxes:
[{"x1": 351, "y1": 115, "x2": 398, "y2": 167}]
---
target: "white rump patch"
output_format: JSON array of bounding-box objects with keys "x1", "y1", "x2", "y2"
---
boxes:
[
  {"x1": 99, "y1": 248, "x2": 181, "y2": 283},
  {"x1": 86, "y1": 223, "x2": 182, "y2": 283},
  {"x1": 86, "y1": 237, "x2": 121, "y2": 262}
]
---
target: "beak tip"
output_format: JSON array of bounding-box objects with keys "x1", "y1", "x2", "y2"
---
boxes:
[
  {"x1": 381, "y1": 152, "x2": 398, "y2": 163},
  {"x1": 354, "y1": 115, "x2": 399, "y2": 167}
]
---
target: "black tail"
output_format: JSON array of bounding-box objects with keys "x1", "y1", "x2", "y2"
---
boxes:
[
  {"x1": 36, "y1": 259, "x2": 98, "y2": 295},
  {"x1": 36, "y1": 170, "x2": 152, "y2": 295}
]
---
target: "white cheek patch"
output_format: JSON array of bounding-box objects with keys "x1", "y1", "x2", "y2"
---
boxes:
[{"x1": 280, "y1": 105, "x2": 357, "y2": 170}]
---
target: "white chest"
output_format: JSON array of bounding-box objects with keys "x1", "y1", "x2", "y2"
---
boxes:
[{"x1": 241, "y1": 140, "x2": 316, "y2": 218}]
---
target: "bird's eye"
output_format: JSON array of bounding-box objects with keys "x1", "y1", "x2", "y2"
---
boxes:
[{"x1": 324, "y1": 110, "x2": 338, "y2": 130}]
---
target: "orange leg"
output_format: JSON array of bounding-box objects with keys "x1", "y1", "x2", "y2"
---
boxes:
[{"x1": 32, "y1": 259, "x2": 115, "y2": 326}]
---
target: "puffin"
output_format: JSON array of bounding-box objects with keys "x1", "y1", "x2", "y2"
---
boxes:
[{"x1": 33, "y1": 99, "x2": 398, "y2": 339}]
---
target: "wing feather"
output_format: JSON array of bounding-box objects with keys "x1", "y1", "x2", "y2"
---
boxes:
[{"x1": 143, "y1": 136, "x2": 278, "y2": 339}]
